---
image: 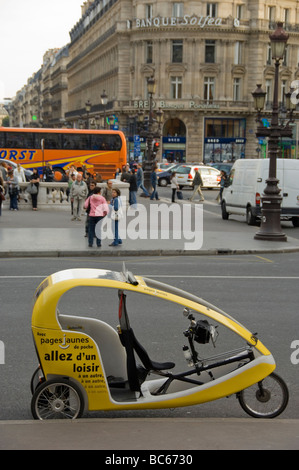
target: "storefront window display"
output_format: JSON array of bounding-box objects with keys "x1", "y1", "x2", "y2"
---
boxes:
[{"x1": 204, "y1": 118, "x2": 246, "y2": 163}]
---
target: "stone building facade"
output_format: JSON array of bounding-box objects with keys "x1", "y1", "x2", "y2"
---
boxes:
[{"x1": 9, "y1": 0, "x2": 299, "y2": 162}]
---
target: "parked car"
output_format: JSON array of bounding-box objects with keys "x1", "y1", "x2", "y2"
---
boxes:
[
  {"x1": 175, "y1": 165, "x2": 221, "y2": 189},
  {"x1": 210, "y1": 162, "x2": 233, "y2": 175}
]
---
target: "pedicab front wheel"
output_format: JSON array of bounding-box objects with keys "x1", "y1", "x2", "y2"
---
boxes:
[
  {"x1": 237, "y1": 372, "x2": 289, "y2": 419},
  {"x1": 31, "y1": 378, "x2": 85, "y2": 420}
]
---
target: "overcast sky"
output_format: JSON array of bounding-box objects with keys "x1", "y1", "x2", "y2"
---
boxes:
[{"x1": 0, "y1": 0, "x2": 84, "y2": 101}]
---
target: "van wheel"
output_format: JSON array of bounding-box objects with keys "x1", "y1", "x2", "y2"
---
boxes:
[
  {"x1": 246, "y1": 206, "x2": 257, "y2": 226},
  {"x1": 292, "y1": 217, "x2": 299, "y2": 228},
  {"x1": 221, "y1": 201, "x2": 229, "y2": 220}
]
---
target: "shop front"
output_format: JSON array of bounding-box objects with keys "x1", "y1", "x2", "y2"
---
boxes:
[{"x1": 203, "y1": 117, "x2": 246, "y2": 163}]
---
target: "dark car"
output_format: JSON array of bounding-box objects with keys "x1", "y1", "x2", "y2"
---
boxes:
[
  {"x1": 157, "y1": 164, "x2": 183, "y2": 186},
  {"x1": 210, "y1": 162, "x2": 233, "y2": 175}
]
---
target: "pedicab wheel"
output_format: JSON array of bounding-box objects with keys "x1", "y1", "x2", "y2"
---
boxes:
[
  {"x1": 31, "y1": 378, "x2": 84, "y2": 420},
  {"x1": 238, "y1": 372, "x2": 289, "y2": 418}
]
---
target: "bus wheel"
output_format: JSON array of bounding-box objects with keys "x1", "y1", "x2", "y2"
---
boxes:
[{"x1": 53, "y1": 168, "x2": 66, "y2": 182}]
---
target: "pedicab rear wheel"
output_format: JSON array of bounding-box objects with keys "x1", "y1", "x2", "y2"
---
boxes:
[
  {"x1": 31, "y1": 378, "x2": 85, "y2": 420},
  {"x1": 238, "y1": 372, "x2": 289, "y2": 418}
]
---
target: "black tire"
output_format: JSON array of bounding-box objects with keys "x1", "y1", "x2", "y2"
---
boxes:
[
  {"x1": 238, "y1": 372, "x2": 289, "y2": 418},
  {"x1": 221, "y1": 201, "x2": 229, "y2": 220},
  {"x1": 292, "y1": 217, "x2": 299, "y2": 228},
  {"x1": 158, "y1": 178, "x2": 168, "y2": 187},
  {"x1": 31, "y1": 378, "x2": 85, "y2": 420},
  {"x1": 246, "y1": 206, "x2": 257, "y2": 226}
]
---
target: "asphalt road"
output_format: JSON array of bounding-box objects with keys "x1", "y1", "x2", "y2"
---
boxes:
[{"x1": 0, "y1": 252, "x2": 298, "y2": 421}]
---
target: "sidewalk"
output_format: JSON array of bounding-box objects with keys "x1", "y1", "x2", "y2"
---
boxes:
[
  {"x1": 1, "y1": 418, "x2": 298, "y2": 450},
  {"x1": 1, "y1": 196, "x2": 299, "y2": 257}
]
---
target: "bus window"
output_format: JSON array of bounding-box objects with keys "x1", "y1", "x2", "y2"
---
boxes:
[
  {"x1": 5, "y1": 132, "x2": 35, "y2": 149},
  {"x1": 62, "y1": 134, "x2": 90, "y2": 150},
  {"x1": 91, "y1": 134, "x2": 122, "y2": 151},
  {"x1": 37, "y1": 133, "x2": 62, "y2": 149},
  {"x1": 0, "y1": 132, "x2": 5, "y2": 147}
]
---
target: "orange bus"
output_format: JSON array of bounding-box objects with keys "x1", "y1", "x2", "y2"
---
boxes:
[{"x1": 0, "y1": 127, "x2": 127, "y2": 180}]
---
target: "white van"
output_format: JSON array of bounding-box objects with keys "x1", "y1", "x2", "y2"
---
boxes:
[{"x1": 221, "y1": 159, "x2": 299, "y2": 227}]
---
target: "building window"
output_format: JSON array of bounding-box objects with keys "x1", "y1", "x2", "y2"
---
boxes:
[
  {"x1": 173, "y1": 2, "x2": 184, "y2": 17},
  {"x1": 146, "y1": 41, "x2": 153, "y2": 64},
  {"x1": 207, "y1": 3, "x2": 217, "y2": 18},
  {"x1": 234, "y1": 41, "x2": 242, "y2": 65},
  {"x1": 145, "y1": 4, "x2": 153, "y2": 19},
  {"x1": 236, "y1": 4, "x2": 244, "y2": 20},
  {"x1": 268, "y1": 6, "x2": 276, "y2": 22},
  {"x1": 172, "y1": 39, "x2": 183, "y2": 63},
  {"x1": 171, "y1": 76, "x2": 182, "y2": 99},
  {"x1": 233, "y1": 78, "x2": 241, "y2": 101},
  {"x1": 284, "y1": 8, "x2": 290, "y2": 25},
  {"x1": 205, "y1": 40, "x2": 216, "y2": 63},
  {"x1": 204, "y1": 77, "x2": 215, "y2": 101}
]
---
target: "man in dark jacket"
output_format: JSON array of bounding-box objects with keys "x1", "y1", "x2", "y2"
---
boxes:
[
  {"x1": 129, "y1": 169, "x2": 137, "y2": 206},
  {"x1": 190, "y1": 169, "x2": 204, "y2": 202}
]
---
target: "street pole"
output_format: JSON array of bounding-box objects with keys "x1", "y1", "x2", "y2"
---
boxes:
[
  {"x1": 143, "y1": 77, "x2": 156, "y2": 193},
  {"x1": 253, "y1": 23, "x2": 290, "y2": 242}
]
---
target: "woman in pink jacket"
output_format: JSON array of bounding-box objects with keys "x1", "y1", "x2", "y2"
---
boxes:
[{"x1": 84, "y1": 187, "x2": 108, "y2": 247}]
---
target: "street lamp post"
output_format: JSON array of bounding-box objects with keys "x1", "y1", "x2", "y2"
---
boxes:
[
  {"x1": 252, "y1": 22, "x2": 292, "y2": 242},
  {"x1": 85, "y1": 100, "x2": 92, "y2": 129},
  {"x1": 101, "y1": 90, "x2": 108, "y2": 129},
  {"x1": 143, "y1": 77, "x2": 160, "y2": 192}
]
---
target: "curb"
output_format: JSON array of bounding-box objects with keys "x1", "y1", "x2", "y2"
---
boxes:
[{"x1": 1, "y1": 246, "x2": 299, "y2": 258}]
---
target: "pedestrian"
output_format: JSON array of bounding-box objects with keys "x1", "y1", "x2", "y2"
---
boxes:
[
  {"x1": 150, "y1": 167, "x2": 160, "y2": 200},
  {"x1": 129, "y1": 168, "x2": 137, "y2": 206},
  {"x1": 0, "y1": 174, "x2": 5, "y2": 216},
  {"x1": 217, "y1": 170, "x2": 227, "y2": 203},
  {"x1": 102, "y1": 179, "x2": 113, "y2": 203},
  {"x1": 84, "y1": 187, "x2": 108, "y2": 247},
  {"x1": 109, "y1": 188, "x2": 123, "y2": 246},
  {"x1": 170, "y1": 172, "x2": 179, "y2": 202},
  {"x1": 68, "y1": 165, "x2": 78, "y2": 179},
  {"x1": 84, "y1": 180, "x2": 97, "y2": 237},
  {"x1": 7, "y1": 170, "x2": 19, "y2": 210},
  {"x1": 136, "y1": 163, "x2": 149, "y2": 197},
  {"x1": 70, "y1": 173, "x2": 88, "y2": 221},
  {"x1": 13, "y1": 163, "x2": 26, "y2": 184},
  {"x1": 120, "y1": 165, "x2": 131, "y2": 182},
  {"x1": 190, "y1": 169, "x2": 204, "y2": 202},
  {"x1": 43, "y1": 162, "x2": 54, "y2": 182},
  {"x1": 28, "y1": 168, "x2": 40, "y2": 210}
]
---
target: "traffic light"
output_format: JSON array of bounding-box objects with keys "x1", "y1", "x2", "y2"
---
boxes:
[{"x1": 153, "y1": 141, "x2": 160, "y2": 156}]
